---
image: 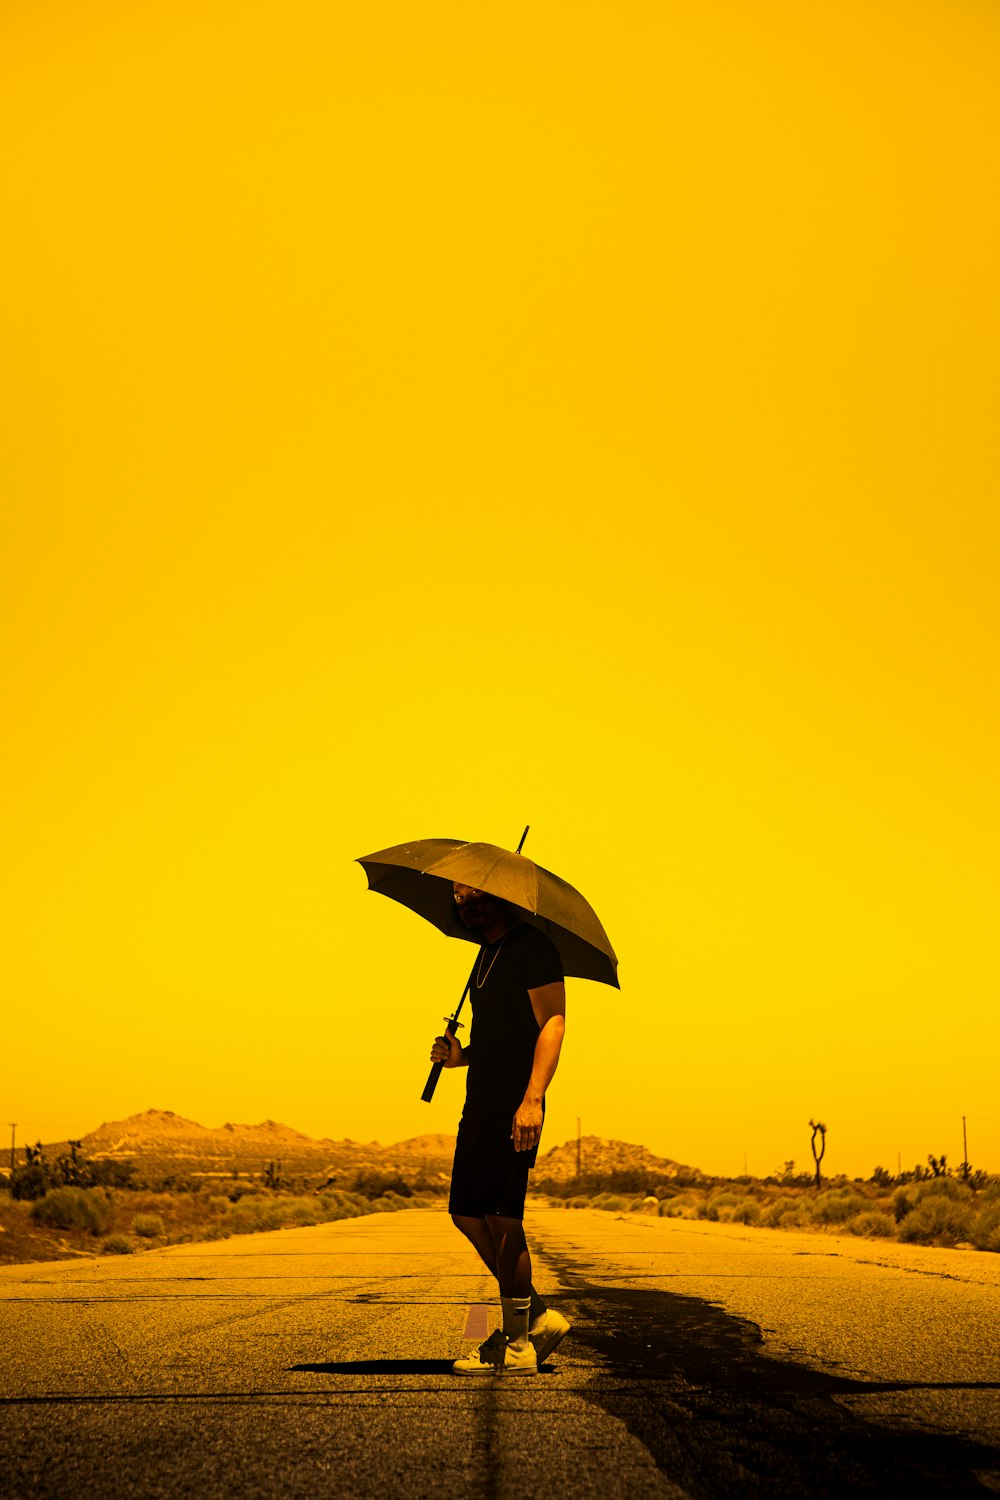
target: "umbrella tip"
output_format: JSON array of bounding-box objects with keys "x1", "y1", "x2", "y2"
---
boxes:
[{"x1": 516, "y1": 825, "x2": 530, "y2": 854}]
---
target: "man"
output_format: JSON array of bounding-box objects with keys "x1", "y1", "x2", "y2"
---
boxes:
[{"x1": 430, "y1": 882, "x2": 571, "y2": 1375}]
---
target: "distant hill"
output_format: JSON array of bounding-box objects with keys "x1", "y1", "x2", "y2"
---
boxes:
[
  {"x1": 534, "y1": 1134, "x2": 703, "y2": 1185},
  {"x1": 31, "y1": 1112, "x2": 699, "y2": 1192},
  {"x1": 38, "y1": 1110, "x2": 456, "y2": 1189}
]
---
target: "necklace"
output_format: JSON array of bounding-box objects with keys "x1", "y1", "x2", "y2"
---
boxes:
[{"x1": 476, "y1": 934, "x2": 508, "y2": 988}]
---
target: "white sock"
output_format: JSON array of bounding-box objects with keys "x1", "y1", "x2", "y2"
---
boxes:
[{"x1": 501, "y1": 1296, "x2": 532, "y2": 1351}]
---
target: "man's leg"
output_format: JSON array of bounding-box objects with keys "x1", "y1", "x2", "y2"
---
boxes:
[
  {"x1": 485, "y1": 1212, "x2": 571, "y2": 1363},
  {"x1": 451, "y1": 1213, "x2": 546, "y2": 1322},
  {"x1": 485, "y1": 1214, "x2": 531, "y2": 1297},
  {"x1": 450, "y1": 1214, "x2": 498, "y2": 1274},
  {"x1": 485, "y1": 1213, "x2": 533, "y2": 1354}
]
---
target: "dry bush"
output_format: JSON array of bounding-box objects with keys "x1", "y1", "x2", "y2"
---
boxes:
[
  {"x1": 656, "y1": 1194, "x2": 702, "y2": 1218},
  {"x1": 702, "y1": 1192, "x2": 742, "y2": 1221},
  {"x1": 891, "y1": 1188, "x2": 914, "y2": 1223},
  {"x1": 970, "y1": 1200, "x2": 1000, "y2": 1253},
  {"x1": 369, "y1": 1194, "x2": 407, "y2": 1213},
  {"x1": 897, "y1": 1197, "x2": 974, "y2": 1247},
  {"x1": 100, "y1": 1234, "x2": 133, "y2": 1254},
  {"x1": 812, "y1": 1187, "x2": 867, "y2": 1224},
  {"x1": 914, "y1": 1178, "x2": 973, "y2": 1204},
  {"x1": 30, "y1": 1188, "x2": 114, "y2": 1236},
  {"x1": 846, "y1": 1211, "x2": 895, "y2": 1239},
  {"x1": 132, "y1": 1214, "x2": 165, "y2": 1238},
  {"x1": 762, "y1": 1198, "x2": 814, "y2": 1229}
]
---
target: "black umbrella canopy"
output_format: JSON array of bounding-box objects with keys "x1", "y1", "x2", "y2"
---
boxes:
[{"x1": 357, "y1": 838, "x2": 619, "y2": 988}]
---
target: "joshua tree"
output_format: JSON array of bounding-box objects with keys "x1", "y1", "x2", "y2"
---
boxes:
[{"x1": 809, "y1": 1120, "x2": 827, "y2": 1191}]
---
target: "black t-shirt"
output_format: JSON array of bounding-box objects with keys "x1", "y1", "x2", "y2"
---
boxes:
[{"x1": 462, "y1": 922, "x2": 564, "y2": 1127}]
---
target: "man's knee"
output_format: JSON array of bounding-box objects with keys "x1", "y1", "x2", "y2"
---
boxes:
[{"x1": 485, "y1": 1213, "x2": 525, "y2": 1243}]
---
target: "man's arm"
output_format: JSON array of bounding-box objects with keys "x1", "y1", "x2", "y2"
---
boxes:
[{"x1": 512, "y1": 982, "x2": 566, "y2": 1153}]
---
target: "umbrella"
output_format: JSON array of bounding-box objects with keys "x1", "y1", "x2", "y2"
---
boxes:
[
  {"x1": 356, "y1": 830, "x2": 619, "y2": 1100},
  {"x1": 356, "y1": 835, "x2": 619, "y2": 987}
]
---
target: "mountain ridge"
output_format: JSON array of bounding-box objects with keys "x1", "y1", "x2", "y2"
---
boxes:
[{"x1": 30, "y1": 1110, "x2": 699, "y2": 1188}]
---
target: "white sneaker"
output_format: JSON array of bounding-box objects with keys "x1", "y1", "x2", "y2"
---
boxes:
[
  {"x1": 452, "y1": 1328, "x2": 538, "y2": 1376},
  {"x1": 529, "y1": 1308, "x2": 571, "y2": 1363}
]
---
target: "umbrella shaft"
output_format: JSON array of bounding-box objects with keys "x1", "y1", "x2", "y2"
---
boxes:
[{"x1": 420, "y1": 964, "x2": 476, "y2": 1104}]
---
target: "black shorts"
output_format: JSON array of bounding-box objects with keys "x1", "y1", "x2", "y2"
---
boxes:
[{"x1": 447, "y1": 1117, "x2": 536, "y2": 1220}]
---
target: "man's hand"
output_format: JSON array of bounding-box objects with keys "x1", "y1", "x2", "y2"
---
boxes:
[
  {"x1": 511, "y1": 1096, "x2": 544, "y2": 1153},
  {"x1": 430, "y1": 1031, "x2": 463, "y2": 1068}
]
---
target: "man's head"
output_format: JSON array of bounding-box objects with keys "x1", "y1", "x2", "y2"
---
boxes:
[{"x1": 452, "y1": 883, "x2": 515, "y2": 941}]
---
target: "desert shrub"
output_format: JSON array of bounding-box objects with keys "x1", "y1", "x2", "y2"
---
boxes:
[
  {"x1": 201, "y1": 1225, "x2": 232, "y2": 1241},
  {"x1": 132, "y1": 1214, "x2": 164, "y2": 1239},
  {"x1": 891, "y1": 1188, "x2": 913, "y2": 1223},
  {"x1": 914, "y1": 1177, "x2": 972, "y2": 1204},
  {"x1": 315, "y1": 1191, "x2": 355, "y2": 1220},
  {"x1": 658, "y1": 1198, "x2": 687, "y2": 1217},
  {"x1": 291, "y1": 1200, "x2": 323, "y2": 1222},
  {"x1": 207, "y1": 1195, "x2": 231, "y2": 1215},
  {"x1": 221, "y1": 1194, "x2": 413, "y2": 1230},
  {"x1": 762, "y1": 1198, "x2": 813, "y2": 1229},
  {"x1": 846, "y1": 1211, "x2": 895, "y2": 1239},
  {"x1": 30, "y1": 1188, "x2": 114, "y2": 1235},
  {"x1": 978, "y1": 1181, "x2": 1000, "y2": 1203},
  {"x1": 727, "y1": 1198, "x2": 761, "y2": 1225},
  {"x1": 351, "y1": 1171, "x2": 412, "y2": 1200},
  {"x1": 970, "y1": 1200, "x2": 1000, "y2": 1253},
  {"x1": 228, "y1": 1185, "x2": 264, "y2": 1203},
  {"x1": 812, "y1": 1188, "x2": 866, "y2": 1225},
  {"x1": 227, "y1": 1195, "x2": 327, "y2": 1234},
  {"x1": 100, "y1": 1234, "x2": 133, "y2": 1254},
  {"x1": 568, "y1": 1196, "x2": 591, "y2": 1209},
  {"x1": 86, "y1": 1159, "x2": 136, "y2": 1190},
  {"x1": 591, "y1": 1194, "x2": 630, "y2": 1213},
  {"x1": 897, "y1": 1197, "x2": 974, "y2": 1247},
  {"x1": 11, "y1": 1164, "x2": 51, "y2": 1201},
  {"x1": 702, "y1": 1192, "x2": 740, "y2": 1222}
]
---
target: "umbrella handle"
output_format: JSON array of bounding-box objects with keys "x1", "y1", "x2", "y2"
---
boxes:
[
  {"x1": 420, "y1": 1017, "x2": 461, "y2": 1104},
  {"x1": 421, "y1": 967, "x2": 476, "y2": 1104}
]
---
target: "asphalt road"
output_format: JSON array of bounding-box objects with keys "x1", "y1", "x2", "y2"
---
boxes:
[{"x1": 2, "y1": 1205, "x2": 999, "y2": 1498}]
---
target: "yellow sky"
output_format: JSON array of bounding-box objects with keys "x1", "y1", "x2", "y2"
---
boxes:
[{"x1": 2, "y1": 0, "x2": 998, "y2": 1179}]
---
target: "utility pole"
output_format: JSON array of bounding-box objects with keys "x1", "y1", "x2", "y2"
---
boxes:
[
  {"x1": 576, "y1": 1117, "x2": 581, "y2": 1178},
  {"x1": 962, "y1": 1115, "x2": 969, "y2": 1176},
  {"x1": 8, "y1": 1123, "x2": 16, "y2": 1172},
  {"x1": 897, "y1": 1150, "x2": 901, "y2": 1179},
  {"x1": 743, "y1": 1152, "x2": 748, "y2": 1178}
]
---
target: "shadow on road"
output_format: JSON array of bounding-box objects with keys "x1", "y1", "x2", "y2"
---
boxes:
[
  {"x1": 545, "y1": 1257, "x2": 1000, "y2": 1500},
  {"x1": 290, "y1": 1360, "x2": 560, "y2": 1376},
  {"x1": 293, "y1": 1360, "x2": 455, "y2": 1375}
]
